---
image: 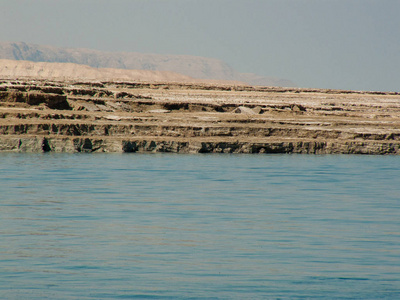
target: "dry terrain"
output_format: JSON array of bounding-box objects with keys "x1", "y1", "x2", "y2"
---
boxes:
[{"x1": 1, "y1": 78, "x2": 400, "y2": 154}]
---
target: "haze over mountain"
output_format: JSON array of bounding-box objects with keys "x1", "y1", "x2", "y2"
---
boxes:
[
  {"x1": 0, "y1": 42, "x2": 295, "y2": 87},
  {"x1": 0, "y1": 59, "x2": 210, "y2": 83}
]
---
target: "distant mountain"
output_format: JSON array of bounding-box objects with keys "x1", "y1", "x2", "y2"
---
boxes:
[
  {"x1": 0, "y1": 42, "x2": 296, "y2": 87},
  {"x1": 0, "y1": 59, "x2": 203, "y2": 83}
]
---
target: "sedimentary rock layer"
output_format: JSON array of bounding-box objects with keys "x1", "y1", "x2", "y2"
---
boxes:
[{"x1": 1, "y1": 79, "x2": 399, "y2": 154}]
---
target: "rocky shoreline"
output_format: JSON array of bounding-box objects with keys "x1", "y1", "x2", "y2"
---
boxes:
[{"x1": 1, "y1": 79, "x2": 399, "y2": 154}]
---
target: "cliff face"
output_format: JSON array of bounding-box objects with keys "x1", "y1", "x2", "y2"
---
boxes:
[
  {"x1": 0, "y1": 42, "x2": 296, "y2": 87},
  {"x1": 0, "y1": 79, "x2": 399, "y2": 154}
]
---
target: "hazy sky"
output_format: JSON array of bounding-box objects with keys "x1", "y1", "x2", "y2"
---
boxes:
[{"x1": 1, "y1": 0, "x2": 399, "y2": 91}]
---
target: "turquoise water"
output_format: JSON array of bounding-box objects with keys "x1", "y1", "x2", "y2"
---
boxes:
[{"x1": 0, "y1": 153, "x2": 399, "y2": 299}]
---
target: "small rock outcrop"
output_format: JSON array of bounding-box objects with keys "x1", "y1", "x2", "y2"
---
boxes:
[
  {"x1": 233, "y1": 106, "x2": 257, "y2": 115},
  {"x1": 0, "y1": 90, "x2": 71, "y2": 110}
]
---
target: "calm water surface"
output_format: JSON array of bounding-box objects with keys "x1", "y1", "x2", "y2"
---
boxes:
[{"x1": 0, "y1": 153, "x2": 399, "y2": 299}]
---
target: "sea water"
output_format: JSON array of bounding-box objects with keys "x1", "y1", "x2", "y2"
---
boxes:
[{"x1": 0, "y1": 153, "x2": 399, "y2": 299}]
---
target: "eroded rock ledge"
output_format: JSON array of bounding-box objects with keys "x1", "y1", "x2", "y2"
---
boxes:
[{"x1": 1, "y1": 79, "x2": 399, "y2": 154}]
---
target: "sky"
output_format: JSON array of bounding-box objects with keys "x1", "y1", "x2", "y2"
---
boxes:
[{"x1": 0, "y1": 0, "x2": 399, "y2": 92}]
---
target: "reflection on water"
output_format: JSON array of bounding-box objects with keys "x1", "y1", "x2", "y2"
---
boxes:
[{"x1": 1, "y1": 153, "x2": 399, "y2": 299}]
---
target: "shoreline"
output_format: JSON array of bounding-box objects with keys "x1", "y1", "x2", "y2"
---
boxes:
[{"x1": 1, "y1": 136, "x2": 399, "y2": 155}]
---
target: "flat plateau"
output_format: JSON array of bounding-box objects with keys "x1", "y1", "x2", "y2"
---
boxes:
[{"x1": 1, "y1": 79, "x2": 399, "y2": 154}]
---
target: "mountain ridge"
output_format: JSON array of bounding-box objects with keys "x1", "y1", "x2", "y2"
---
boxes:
[
  {"x1": 0, "y1": 59, "x2": 245, "y2": 84},
  {"x1": 0, "y1": 41, "x2": 295, "y2": 87}
]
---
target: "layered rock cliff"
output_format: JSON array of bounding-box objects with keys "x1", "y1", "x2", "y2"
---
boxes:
[{"x1": 0, "y1": 79, "x2": 399, "y2": 154}]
